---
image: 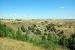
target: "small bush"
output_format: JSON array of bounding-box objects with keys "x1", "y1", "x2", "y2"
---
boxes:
[
  {"x1": 16, "y1": 28, "x2": 23, "y2": 40},
  {"x1": 47, "y1": 33, "x2": 51, "y2": 41},
  {"x1": 46, "y1": 24, "x2": 56, "y2": 32},
  {"x1": 68, "y1": 33, "x2": 75, "y2": 50},
  {"x1": 0, "y1": 23, "x2": 15, "y2": 38},
  {"x1": 21, "y1": 25, "x2": 27, "y2": 32},
  {"x1": 59, "y1": 35, "x2": 68, "y2": 47},
  {"x1": 23, "y1": 33, "x2": 29, "y2": 41},
  {"x1": 0, "y1": 30, "x2": 4, "y2": 37},
  {"x1": 42, "y1": 35, "x2": 46, "y2": 40},
  {"x1": 35, "y1": 29, "x2": 41, "y2": 35},
  {"x1": 33, "y1": 24, "x2": 36, "y2": 27},
  {"x1": 57, "y1": 30, "x2": 64, "y2": 37}
]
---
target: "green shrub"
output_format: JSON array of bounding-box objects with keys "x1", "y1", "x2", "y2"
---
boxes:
[
  {"x1": 21, "y1": 25, "x2": 27, "y2": 32},
  {"x1": 28, "y1": 26, "x2": 35, "y2": 32},
  {"x1": 0, "y1": 23, "x2": 15, "y2": 38},
  {"x1": 59, "y1": 35, "x2": 68, "y2": 48},
  {"x1": 68, "y1": 33, "x2": 75, "y2": 50},
  {"x1": 16, "y1": 28, "x2": 23, "y2": 40},
  {"x1": 35, "y1": 29, "x2": 41, "y2": 35},
  {"x1": 0, "y1": 30, "x2": 4, "y2": 37},
  {"x1": 44, "y1": 21, "x2": 48, "y2": 23},
  {"x1": 44, "y1": 32, "x2": 47, "y2": 35},
  {"x1": 42, "y1": 35, "x2": 46, "y2": 40},
  {"x1": 57, "y1": 30, "x2": 64, "y2": 37},
  {"x1": 46, "y1": 24, "x2": 56, "y2": 32},
  {"x1": 41, "y1": 40, "x2": 50, "y2": 48},
  {"x1": 32, "y1": 24, "x2": 36, "y2": 27},
  {"x1": 23, "y1": 33, "x2": 29, "y2": 41},
  {"x1": 47, "y1": 33, "x2": 51, "y2": 41}
]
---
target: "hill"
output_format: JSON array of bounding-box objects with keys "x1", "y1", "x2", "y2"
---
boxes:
[{"x1": 0, "y1": 38, "x2": 45, "y2": 50}]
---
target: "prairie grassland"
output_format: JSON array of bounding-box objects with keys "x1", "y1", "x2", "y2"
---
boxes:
[
  {"x1": 0, "y1": 19, "x2": 75, "y2": 50},
  {"x1": 0, "y1": 38, "x2": 45, "y2": 50},
  {"x1": 1, "y1": 19, "x2": 75, "y2": 35},
  {"x1": 0, "y1": 38, "x2": 68, "y2": 50}
]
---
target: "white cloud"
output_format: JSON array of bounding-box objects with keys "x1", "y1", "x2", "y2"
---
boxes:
[{"x1": 59, "y1": 6, "x2": 64, "y2": 9}]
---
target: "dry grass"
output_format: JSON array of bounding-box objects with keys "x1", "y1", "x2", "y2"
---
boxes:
[
  {"x1": 0, "y1": 38, "x2": 45, "y2": 50},
  {"x1": 0, "y1": 19, "x2": 70, "y2": 50},
  {"x1": 0, "y1": 38, "x2": 68, "y2": 50}
]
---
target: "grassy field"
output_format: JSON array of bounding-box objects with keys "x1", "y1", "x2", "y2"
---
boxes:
[
  {"x1": 0, "y1": 38, "x2": 45, "y2": 50},
  {"x1": 0, "y1": 19, "x2": 75, "y2": 50}
]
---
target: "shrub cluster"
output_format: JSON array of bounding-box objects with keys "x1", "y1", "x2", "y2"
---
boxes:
[
  {"x1": 0, "y1": 23, "x2": 15, "y2": 38},
  {"x1": 0, "y1": 22, "x2": 75, "y2": 50}
]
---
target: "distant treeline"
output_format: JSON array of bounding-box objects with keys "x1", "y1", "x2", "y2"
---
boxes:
[{"x1": 0, "y1": 18, "x2": 22, "y2": 21}]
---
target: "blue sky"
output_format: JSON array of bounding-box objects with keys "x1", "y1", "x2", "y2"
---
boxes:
[{"x1": 0, "y1": 0, "x2": 75, "y2": 19}]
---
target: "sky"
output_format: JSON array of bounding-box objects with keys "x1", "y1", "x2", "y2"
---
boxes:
[{"x1": 0, "y1": 0, "x2": 75, "y2": 19}]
